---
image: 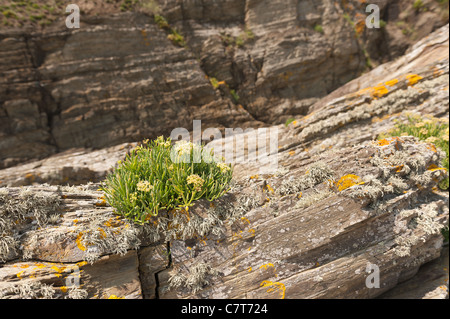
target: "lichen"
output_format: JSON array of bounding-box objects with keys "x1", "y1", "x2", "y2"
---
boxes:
[
  {"x1": 298, "y1": 74, "x2": 448, "y2": 143},
  {"x1": 0, "y1": 188, "x2": 62, "y2": 262},
  {"x1": 168, "y1": 262, "x2": 219, "y2": 293},
  {"x1": 295, "y1": 189, "x2": 333, "y2": 209},
  {"x1": 0, "y1": 281, "x2": 56, "y2": 299},
  {"x1": 276, "y1": 162, "x2": 334, "y2": 196},
  {"x1": 347, "y1": 138, "x2": 447, "y2": 206}
]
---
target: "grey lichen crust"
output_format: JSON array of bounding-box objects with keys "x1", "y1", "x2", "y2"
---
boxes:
[
  {"x1": 0, "y1": 187, "x2": 61, "y2": 262},
  {"x1": 276, "y1": 162, "x2": 334, "y2": 196},
  {"x1": 168, "y1": 262, "x2": 220, "y2": 294},
  {"x1": 0, "y1": 282, "x2": 56, "y2": 299},
  {"x1": 346, "y1": 137, "x2": 447, "y2": 206},
  {"x1": 0, "y1": 281, "x2": 89, "y2": 300}
]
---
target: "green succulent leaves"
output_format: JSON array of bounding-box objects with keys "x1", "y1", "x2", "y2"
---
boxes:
[{"x1": 100, "y1": 137, "x2": 233, "y2": 225}]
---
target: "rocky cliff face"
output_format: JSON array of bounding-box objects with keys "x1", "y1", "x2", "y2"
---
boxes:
[
  {"x1": 0, "y1": 13, "x2": 448, "y2": 299},
  {"x1": 1, "y1": 0, "x2": 448, "y2": 169}
]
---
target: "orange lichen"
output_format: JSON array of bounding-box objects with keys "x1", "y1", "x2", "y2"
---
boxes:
[
  {"x1": 95, "y1": 196, "x2": 107, "y2": 207},
  {"x1": 266, "y1": 184, "x2": 275, "y2": 193},
  {"x1": 426, "y1": 143, "x2": 438, "y2": 153},
  {"x1": 51, "y1": 265, "x2": 66, "y2": 273},
  {"x1": 427, "y1": 164, "x2": 447, "y2": 172},
  {"x1": 260, "y1": 281, "x2": 286, "y2": 299},
  {"x1": 405, "y1": 74, "x2": 423, "y2": 86},
  {"x1": 260, "y1": 263, "x2": 275, "y2": 270},
  {"x1": 385, "y1": 79, "x2": 399, "y2": 87},
  {"x1": 377, "y1": 139, "x2": 390, "y2": 146},
  {"x1": 289, "y1": 151, "x2": 295, "y2": 156},
  {"x1": 395, "y1": 165, "x2": 404, "y2": 173},
  {"x1": 371, "y1": 84, "x2": 389, "y2": 99},
  {"x1": 335, "y1": 174, "x2": 363, "y2": 191},
  {"x1": 76, "y1": 232, "x2": 87, "y2": 251}
]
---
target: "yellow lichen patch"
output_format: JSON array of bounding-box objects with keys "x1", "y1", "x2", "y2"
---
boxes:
[
  {"x1": 16, "y1": 271, "x2": 25, "y2": 279},
  {"x1": 51, "y1": 265, "x2": 66, "y2": 273},
  {"x1": 371, "y1": 84, "x2": 389, "y2": 99},
  {"x1": 405, "y1": 74, "x2": 423, "y2": 86},
  {"x1": 95, "y1": 196, "x2": 107, "y2": 207},
  {"x1": 288, "y1": 150, "x2": 295, "y2": 156},
  {"x1": 260, "y1": 281, "x2": 286, "y2": 299},
  {"x1": 249, "y1": 175, "x2": 259, "y2": 180},
  {"x1": 108, "y1": 295, "x2": 125, "y2": 299},
  {"x1": 241, "y1": 217, "x2": 250, "y2": 224},
  {"x1": 427, "y1": 164, "x2": 447, "y2": 172},
  {"x1": 426, "y1": 143, "x2": 438, "y2": 153},
  {"x1": 259, "y1": 263, "x2": 275, "y2": 270},
  {"x1": 377, "y1": 139, "x2": 390, "y2": 146},
  {"x1": 98, "y1": 228, "x2": 107, "y2": 239},
  {"x1": 395, "y1": 165, "x2": 404, "y2": 173},
  {"x1": 76, "y1": 232, "x2": 87, "y2": 251},
  {"x1": 385, "y1": 79, "x2": 399, "y2": 87},
  {"x1": 34, "y1": 263, "x2": 45, "y2": 269},
  {"x1": 60, "y1": 286, "x2": 68, "y2": 293},
  {"x1": 335, "y1": 174, "x2": 363, "y2": 192},
  {"x1": 248, "y1": 267, "x2": 252, "y2": 272},
  {"x1": 77, "y1": 261, "x2": 88, "y2": 267},
  {"x1": 266, "y1": 184, "x2": 275, "y2": 193}
]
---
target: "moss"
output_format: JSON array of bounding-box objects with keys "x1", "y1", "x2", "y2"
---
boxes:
[{"x1": 314, "y1": 24, "x2": 324, "y2": 33}]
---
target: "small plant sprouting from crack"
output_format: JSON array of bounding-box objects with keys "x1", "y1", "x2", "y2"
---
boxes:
[
  {"x1": 100, "y1": 136, "x2": 233, "y2": 225},
  {"x1": 154, "y1": 14, "x2": 187, "y2": 47},
  {"x1": 378, "y1": 114, "x2": 449, "y2": 190}
]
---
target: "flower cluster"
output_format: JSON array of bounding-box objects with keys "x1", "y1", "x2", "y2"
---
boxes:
[
  {"x1": 217, "y1": 162, "x2": 231, "y2": 174},
  {"x1": 137, "y1": 180, "x2": 154, "y2": 192},
  {"x1": 187, "y1": 174, "x2": 204, "y2": 192},
  {"x1": 174, "y1": 140, "x2": 203, "y2": 155},
  {"x1": 156, "y1": 136, "x2": 171, "y2": 148}
]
